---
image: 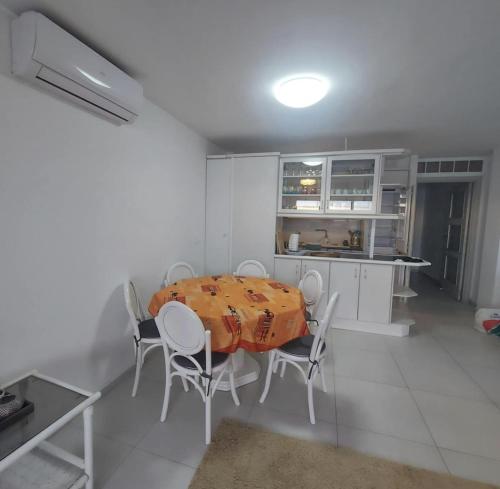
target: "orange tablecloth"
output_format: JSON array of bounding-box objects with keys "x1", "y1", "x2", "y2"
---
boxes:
[{"x1": 148, "y1": 274, "x2": 308, "y2": 353}]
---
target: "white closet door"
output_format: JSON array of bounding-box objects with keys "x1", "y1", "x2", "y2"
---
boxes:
[
  {"x1": 205, "y1": 158, "x2": 232, "y2": 275},
  {"x1": 231, "y1": 155, "x2": 278, "y2": 275},
  {"x1": 358, "y1": 264, "x2": 394, "y2": 324},
  {"x1": 329, "y1": 262, "x2": 360, "y2": 320}
]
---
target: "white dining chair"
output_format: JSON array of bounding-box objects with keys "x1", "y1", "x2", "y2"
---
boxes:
[
  {"x1": 298, "y1": 269, "x2": 324, "y2": 327},
  {"x1": 259, "y1": 291, "x2": 339, "y2": 424},
  {"x1": 123, "y1": 281, "x2": 163, "y2": 398},
  {"x1": 235, "y1": 260, "x2": 269, "y2": 278},
  {"x1": 164, "y1": 261, "x2": 196, "y2": 287},
  {"x1": 155, "y1": 301, "x2": 240, "y2": 444}
]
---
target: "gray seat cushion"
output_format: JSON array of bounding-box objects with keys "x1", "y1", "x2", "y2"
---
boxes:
[
  {"x1": 278, "y1": 334, "x2": 326, "y2": 357},
  {"x1": 138, "y1": 318, "x2": 160, "y2": 339},
  {"x1": 175, "y1": 351, "x2": 229, "y2": 370}
]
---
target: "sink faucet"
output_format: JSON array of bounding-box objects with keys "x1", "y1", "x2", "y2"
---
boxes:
[{"x1": 315, "y1": 228, "x2": 329, "y2": 243}]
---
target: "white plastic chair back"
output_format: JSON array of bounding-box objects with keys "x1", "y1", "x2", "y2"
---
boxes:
[
  {"x1": 124, "y1": 281, "x2": 145, "y2": 339},
  {"x1": 235, "y1": 260, "x2": 269, "y2": 278},
  {"x1": 299, "y1": 270, "x2": 323, "y2": 314},
  {"x1": 165, "y1": 262, "x2": 196, "y2": 286},
  {"x1": 310, "y1": 292, "x2": 339, "y2": 363},
  {"x1": 155, "y1": 301, "x2": 206, "y2": 356}
]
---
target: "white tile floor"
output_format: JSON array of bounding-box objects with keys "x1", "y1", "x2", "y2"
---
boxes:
[{"x1": 55, "y1": 275, "x2": 500, "y2": 488}]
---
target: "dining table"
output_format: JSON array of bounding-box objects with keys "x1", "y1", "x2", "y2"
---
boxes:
[{"x1": 148, "y1": 274, "x2": 308, "y2": 390}]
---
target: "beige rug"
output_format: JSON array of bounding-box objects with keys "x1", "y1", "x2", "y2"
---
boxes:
[{"x1": 189, "y1": 419, "x2": 497, "y2": 489}]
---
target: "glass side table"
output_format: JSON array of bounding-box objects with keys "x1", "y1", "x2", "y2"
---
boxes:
[{"x1": 0, "y1": 370, "x2": 101, "y2": 489}]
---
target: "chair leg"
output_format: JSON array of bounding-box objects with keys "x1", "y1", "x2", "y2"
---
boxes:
[
  {"x1": 259, "y1": 350, "x2": 275, "y2": 404},
  {"x1": 160, "y1": 363, "x2": 171, "y2": 422},
  {"x1": 229, "y1": 368, "x2": 240, "y2": 406},
  {"x1": 307, "y1": 379, "x2": 316, "y2": 424},
  {"x1": 131, "y1": 343, "x2": 142, "y2": 398},
  {"x1": 280, "y1": 361, "x2": 287, "y2": 378},
  {"x1": 205, "y1": 381, "x2": 212, "y2": 444},
  {"x1": 272, "y1": 354, "x2": 279, "y2": 373},
  {"x1": 320, "y1": 365, "x2": 327, "y2": 393},
  {"x1": 181, "y1": 376, "x2": 189, "y2": 392}
]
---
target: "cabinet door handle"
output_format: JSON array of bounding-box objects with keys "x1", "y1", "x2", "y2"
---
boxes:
[
  {"x1": 354, "y1": 268, "x2": 358, "y2": 279},
  {"x1": 363, "y1": 269, "x2": 367, "y2": 279}
]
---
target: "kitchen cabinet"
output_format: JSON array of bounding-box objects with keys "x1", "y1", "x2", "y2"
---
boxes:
[
  {"x1": 329, "y1": 262, "x2": 360, "y2": 320},
  {"x1": 326, "y1": 154, "x2": 381, "y2": 214},
  {"x1": 301, "y1": 259, "x2": 330, "y2": 318},
  {"x1": 329, "y1": 261, "x2": 394, "y2": 324},
  {"x1": 274, "y1": 257, "x2": 301, "y2": 285},
  {"x1": 278, "y1": 156, "x2": 327, "y2": 214},
  {"x1": 278, "y1": 153, "x2": 383, "y2": 216},
  {"x1": 358, "y1": 264, "x2": 394, "y2": 324},
  {"x1": 274, "y1": 258, "x2": 330, "y2": 318},
  {"x1": 206, "y1": 154, "x2": 278, "y2": 275}
]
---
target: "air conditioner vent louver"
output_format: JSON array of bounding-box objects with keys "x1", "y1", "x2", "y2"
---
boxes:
[{"x1": 417, "y1": 159, "x2": 484, "y2": 175}]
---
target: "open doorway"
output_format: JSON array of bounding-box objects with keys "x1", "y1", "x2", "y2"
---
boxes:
[{"x1": 412, "y1": 182, "x2": 472, "y2": 301}]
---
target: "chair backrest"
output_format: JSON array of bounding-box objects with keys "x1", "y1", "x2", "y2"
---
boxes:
[
  {"x1": 123, "y1": 280, "x2": 145, "y2": 339},
  {"x1": 155, "y1": 301, "x2": 212, "y2": 374},
  {"x1": 298, "y1": 269, "x2": 323, "y2": 314},
  {"x1": 235, "y1": 260, "x2": 269, "y2": 278},
  {"x1": 155, "y1": 301, "x2": 206, "y2": 355},
  {"x1": 165, "y1": 262, "x2": 196, "y2": 286},
  {"x1": 309, "y1": 292, "x2": 339, "y2": 362}
]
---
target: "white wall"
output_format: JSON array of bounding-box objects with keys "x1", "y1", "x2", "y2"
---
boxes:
[
  {"x1": 0, "y1": 5, "x2": 218, "y2": 390},
  {"x1": 477, "y1": 149, "x2": 500, "y2": 307}
]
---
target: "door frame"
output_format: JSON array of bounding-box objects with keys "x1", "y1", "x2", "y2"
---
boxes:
[{"x1": 441, "y1": 182, "x2": 472, "y2": 301}]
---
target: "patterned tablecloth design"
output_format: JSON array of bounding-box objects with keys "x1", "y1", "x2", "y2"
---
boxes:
[{"x1": 148, "y1": 274, "x2": 308, "y2": 353}]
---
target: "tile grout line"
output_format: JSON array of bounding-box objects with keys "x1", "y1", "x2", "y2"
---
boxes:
[
  {"x1": 387, "y1": 343, "x2": 451, "y2": 474},
  {"x1": 333, "y1": 371, "x2": 495, "y2": 405},
  {"x1": 431, "y1": 334, "x2": 500, "y2": 409}
]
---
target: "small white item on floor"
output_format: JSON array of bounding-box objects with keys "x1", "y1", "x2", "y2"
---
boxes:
[{"x1": 473, "y1": 308, "x2": 500, "y2": 334}]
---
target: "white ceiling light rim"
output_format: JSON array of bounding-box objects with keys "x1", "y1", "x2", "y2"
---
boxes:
[{"x1": 273, "y1": 73, "x2": 330, "y2": 108}]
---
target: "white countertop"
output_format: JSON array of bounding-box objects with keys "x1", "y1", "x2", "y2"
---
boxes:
[{"x1": 274, "y1": 253, "x2": 431, "y2": 267}]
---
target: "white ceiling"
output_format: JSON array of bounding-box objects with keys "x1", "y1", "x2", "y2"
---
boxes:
[{"x1": 2, "y1": 0, "x2": 500, "y2": 156}]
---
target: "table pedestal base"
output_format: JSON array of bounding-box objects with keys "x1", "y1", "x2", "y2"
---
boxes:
[{"x1": 216, "y1": 349, "x2": 261, "y2": 391}]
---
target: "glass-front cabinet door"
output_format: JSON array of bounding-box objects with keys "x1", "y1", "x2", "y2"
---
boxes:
[
  {"x1": 326, "y1": 155, "x2": 381, "y2": 214},
  {"x1": 278, "y1": 157, "x2": 327, "y2": 214}
]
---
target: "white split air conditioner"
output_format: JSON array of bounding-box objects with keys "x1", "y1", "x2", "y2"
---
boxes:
[{"x1": 11, "y1": 11, "x2": 143, "y2": 124}]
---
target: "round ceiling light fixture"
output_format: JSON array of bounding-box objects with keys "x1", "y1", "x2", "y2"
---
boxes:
[{"x1": 273, "y1": 73, "x2": 330, "y2": 108}]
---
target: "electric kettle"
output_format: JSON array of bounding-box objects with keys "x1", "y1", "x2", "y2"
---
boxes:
[{"x1": 288, "y1": 233, "x2": 300, "y2": 252}]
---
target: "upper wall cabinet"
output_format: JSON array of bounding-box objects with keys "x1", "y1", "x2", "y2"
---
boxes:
[
  {"x1": 326, "y1": 154, "x2": 381, "y2": 214},
  {"x1": 278, "y1": 156, "x2": 327, "y2": 214},
  {"x1": 278, "y1": 154, "x2": 382, "y2": 215}
]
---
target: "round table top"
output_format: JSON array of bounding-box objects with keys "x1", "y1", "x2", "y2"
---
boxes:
[{"x1": 148, "y1": 274, "x2": 308, "y2": 353}]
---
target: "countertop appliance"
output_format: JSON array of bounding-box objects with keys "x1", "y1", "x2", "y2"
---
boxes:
[{"x1": 288, "y1": 233, "x2": 300, "y2": 252}]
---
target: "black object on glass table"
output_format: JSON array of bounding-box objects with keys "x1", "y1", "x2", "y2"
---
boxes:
[{"x1": 0, "y1": 389, "x2": 34, "y2": 432}]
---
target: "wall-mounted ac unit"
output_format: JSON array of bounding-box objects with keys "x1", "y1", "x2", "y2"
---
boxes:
[{"x1": 11, "y1": 11, "x2": 143, "y2": 124}]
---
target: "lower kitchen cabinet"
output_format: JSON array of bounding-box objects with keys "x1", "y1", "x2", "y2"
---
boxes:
[
  {"x1": 329, "y1": 262, "x2": 360, "y2": 320},
  {"x1": 358, "y1": 263, "x2": 394, "y2": 324},
  {"x1": 329, "y1": 261, "x2": 394, "y2": 324},
  {"x1": 301, "y1": 260, "x2": 330, "y2": 318},
  {"x1": 274, "y1": 257, "x2": 330, "y2": 318},
  {"x1": 274, "y1": 257, "x2": 301, "y2": 286}
]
